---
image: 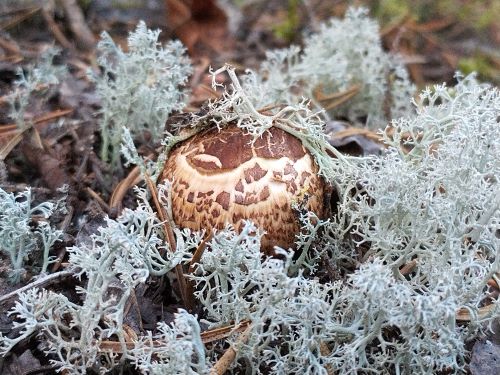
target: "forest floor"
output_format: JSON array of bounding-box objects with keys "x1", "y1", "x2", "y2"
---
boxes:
[{"x1": 0, "y1": 1, "x2": 498, "y2": 374}]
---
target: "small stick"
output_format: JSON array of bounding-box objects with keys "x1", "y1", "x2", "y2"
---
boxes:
[
  {"x1": 41, "y1": 5, "x2": 73, "y2": 49},
  {"x1": 108, "y1": 153, "x2": 153, "y2": 213},
  {"x1": 188, "y1": 232, "x2": 212, "y2": 272},
  {"x1": 0, "y1": 6, "x2": 40, "y2": 30},
  {"x1": 0, "y1": 35, "x2": 21, "y2": 55},
  {"x1": 257, "y1": 103, "x2": 288, "y2": 113},
  {"x1": 330, "y1": 127, "x2": 385, "y2": 144},
  {"x1": 0, "y1": 131, "x2": 23, "y2": 161},
  {"x1": 59, "y1": 0, "x2": 95, "y2": 51},
  {"x1": 197, "y1": 83, "x2": 220, "y2": 99},
  {"x1": 319, "y1": 342, "x2": 335, "y2": 375},
  {"x1": 210, "y1": 324, "x2": 252, "y2": 375},
  {"x1": 109, "y1": 166, "x2": 142, "y2": 213},
  {"x1": 314, "y1": 84, "x2": 361, "y2": 111},
  {"x1": 406, "y1": 17, "x2": 454, "y2": 33},
  {"x1": 144, "y1": 174, "x2": 190, "y2": 309},
  {"x1": 0, "y1": 270, "x2": 73, "y2": 305},
  {"x1": 185, "y1": 232, "x2": 213, "y2": 311},
  {"x1": 144, "y1": 174, "x2": 176, "y2": 255},
  {"x1": 200, "y1": 320, "x2": 251, "y2": 344},
  {"x1": 0, "y1": 108, "x2": 73, "y2": 128},
  {"x1": 85, "y1": 187, "x2": 111, "y2": 213},
  {"x1": 399, "y1": 259, "x2": 417, "y2": 275},
  {"x1": 456, "y1": 304, "x2": 495, "y2": 322},
  {"x1": 380, "y1": 13, "x2": 411, "y2": 37},
  {"x1": 98, "y1": 320, "x2": 251, "y2": 352}
]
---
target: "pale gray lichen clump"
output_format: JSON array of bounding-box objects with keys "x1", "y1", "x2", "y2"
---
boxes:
[
  {"x1": 0, "y1": 187, "x2": 63, "y2": 283},
  {"x1": 91, "y1": 21, "x2": 192, "y2": 168},
  {"x1": 5, "y1": 47, "x2": 65, "y2": 134},
  {"x1": 329, "y1": 73, "x2": 500, "y2": 372},
  {"x1": 130, "y1": 309, "x2": 207, "y2": 374},
  {"x1": 189, "y1": 73, "x2": 499, "y2": 374},
  {"x1": 0, "y1": 191, "x2": 206, "y2": 374},
  {"x1": 242, "y1": 7, "x2": 415, "y2": 129},
  {"x1": 335, "y1": 74, "x2": 499, "y2": 268}
]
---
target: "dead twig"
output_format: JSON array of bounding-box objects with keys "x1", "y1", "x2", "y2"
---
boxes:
[
  {"x1": 456, "y1": 304, "x2": 496, "y2": 322},
  {"x1": 86, "y1": 187, "x2": 111, "y2": 213},
  {"x1": 0, "y1": 109, "x2": 73, "y2": 160},
  {"x1": 380, "y1": 13, "x2": 411, "y2": 37},
  {"x1": 0, "y1": 130, "x2": 23, "y2": 161},
  {"x1": 41, "y1": 5, "x2": 73, "y2": 49},
  {"x1": 210, "y1": 324, "x2": 252, "y2": 375},
  {"x1": 0, "y1": 270, "x2": 73, "y2": 305},
  {"x1": 0, "y1": 54, "x2": 23, "y2": 63},
  {"x1": 185, "y1": 232, "x2": 213, "y2": 311},
  {"x1": 109, "y1": 165, "x2": 144, "y2": 214},
  {"x1": 59, "y1": 0, "x2": 95, "y2": 51},
  {"x1": 330, "y1": 127, "x2": 385, "y2": 144},
  {"x1": 144, "y1": 173, "x2": 191, "y2": 309},
  {"x1": 313, "y1": 84, "x2": 361, "y2": 111},
  {"x1": 456, "y1": 275, "x2": 499, "y2": 321},
  {"x1": 97, "y1": 320, "x2": 251, "y2": 352},
  {"x1": 0, "y1": 108, "x2": 73, "y2": 126},
  {"x1": 399, "y1": 259, "x2": 418, "y2": 275},
  {"x1": 200, "y1": 320, "x2": 251, "y2": 344},
  {"x1": 0, "y1": 6, "x2": 40, "y2": 30},
  {"x1": 0, "y1": 34, "x2": 21, "y2": 55},
  {"x1": 406, "y1": 17, "x2": 455, "y2": 33},
  {"x1": 188, "y1": 232, "x2": 212, "y2": 273}
]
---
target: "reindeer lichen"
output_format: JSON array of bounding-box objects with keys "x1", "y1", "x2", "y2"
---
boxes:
[
  {"x1": 242, "y1": 7, "x2": 415, "y2": 129},
  {"x1": 91, "y1": 21, "x2": 192, "y2": 169}
]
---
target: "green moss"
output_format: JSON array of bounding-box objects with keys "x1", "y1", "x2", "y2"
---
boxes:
[
  {"x1": 371, "y1": 0, "x2": 499, "y2": 30},
  {"x1": 372, "y1": 0, "x2": 410, "y2": 24},
  {"x1": 458, "y1": 55, "x2": 498, "y2": 82},
  {"x1": 272, "y1": 0, "x2": 300, "y2": 42},
  {"x1": 78, "y1": 0, "x2": 92, "y2": 10},
  {"x1": 436, "y1": 0, "x2": 499, "y2": 30},
  {"x1": 372, "y1": 0, "x2": 437, "y2": 24}
]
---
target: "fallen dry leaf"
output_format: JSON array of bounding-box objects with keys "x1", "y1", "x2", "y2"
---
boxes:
[{"x1": 166, "y1": 0, "x2": 234, "y2": 56}]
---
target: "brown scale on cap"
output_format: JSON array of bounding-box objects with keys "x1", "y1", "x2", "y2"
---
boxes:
[{"x1": 161, "y1": 123, "x2": 326, "y2": 255}]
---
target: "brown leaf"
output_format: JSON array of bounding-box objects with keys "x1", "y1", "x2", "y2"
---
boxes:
[
  {"x1": 20, "y1": 140, "x2": 71, "y2": 190},
  {"x1": 166, "y1": 0, "x2": 234, "y2": 56}
]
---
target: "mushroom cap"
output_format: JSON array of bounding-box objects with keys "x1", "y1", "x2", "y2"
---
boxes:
[{"x1": 161, "y1": 124, "x2": 325, "y2": 254}]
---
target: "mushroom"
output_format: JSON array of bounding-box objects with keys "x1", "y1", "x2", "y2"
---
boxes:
[{"x1": 160, "y1": 123, "x2": 325, "y2": 254}]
